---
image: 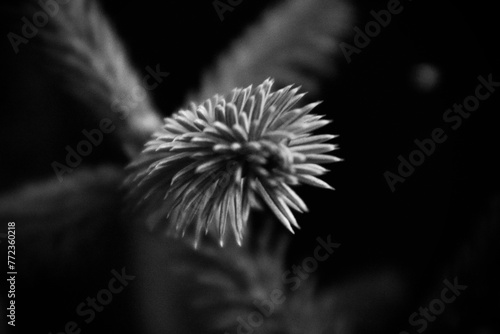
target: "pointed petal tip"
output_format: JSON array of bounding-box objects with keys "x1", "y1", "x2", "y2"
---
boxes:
[
  {"x1": 281, "y1": 222, "x2": 295, "y2": 234},
  {"x1": 322, "y1": 182, "x2": 335, "y2": 191}
]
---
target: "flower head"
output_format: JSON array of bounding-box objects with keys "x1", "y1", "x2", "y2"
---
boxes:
[{"x1": 126, "y1": 78, "x2": 341, "y2": 247}]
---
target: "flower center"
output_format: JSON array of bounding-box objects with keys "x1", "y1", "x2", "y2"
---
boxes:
[{"x1": 229, "y1": 141, "x2": 293, "y2": 179}]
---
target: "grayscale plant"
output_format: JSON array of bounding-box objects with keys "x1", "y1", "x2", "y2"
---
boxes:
[
  {"x1": 126, "y1": 78, "x2": 341, "y2": 247},
  {"x1": 1, "y1": 0, "x2": 354, "y2": 333}
]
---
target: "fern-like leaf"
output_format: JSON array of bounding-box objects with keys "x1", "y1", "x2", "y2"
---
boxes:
[
  {"x1": 146, "y1": 219, "x2": 341, "y2": 333},
  {"x1": 23, "y1": 0, "x2": 163, "y2": 156},
  {"x1": 189, "y1": 0, "x2": 353, "y2": 104}
]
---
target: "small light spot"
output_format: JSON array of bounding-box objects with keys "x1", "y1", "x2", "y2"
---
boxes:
[{"x1": 410, "y1": 63, "x2": 441, "y2": 92}]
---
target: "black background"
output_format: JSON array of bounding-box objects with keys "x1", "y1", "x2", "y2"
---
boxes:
[{"x1": 1, "y1": 0, "x2": 499, "y2": 333}]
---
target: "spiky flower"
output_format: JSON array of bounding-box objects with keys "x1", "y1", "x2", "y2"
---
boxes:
[{"x1": 126, "y1": 78, "x2": 341, "y2": 247}]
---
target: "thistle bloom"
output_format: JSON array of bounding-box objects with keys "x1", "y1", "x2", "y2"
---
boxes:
[{"x1": 126, "y1": 78, "x2": 341, "y2": 247}]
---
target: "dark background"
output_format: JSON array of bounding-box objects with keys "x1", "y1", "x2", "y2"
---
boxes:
[{"x1": 1, "y1": 0, "x2": 499, "y2": 333}]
